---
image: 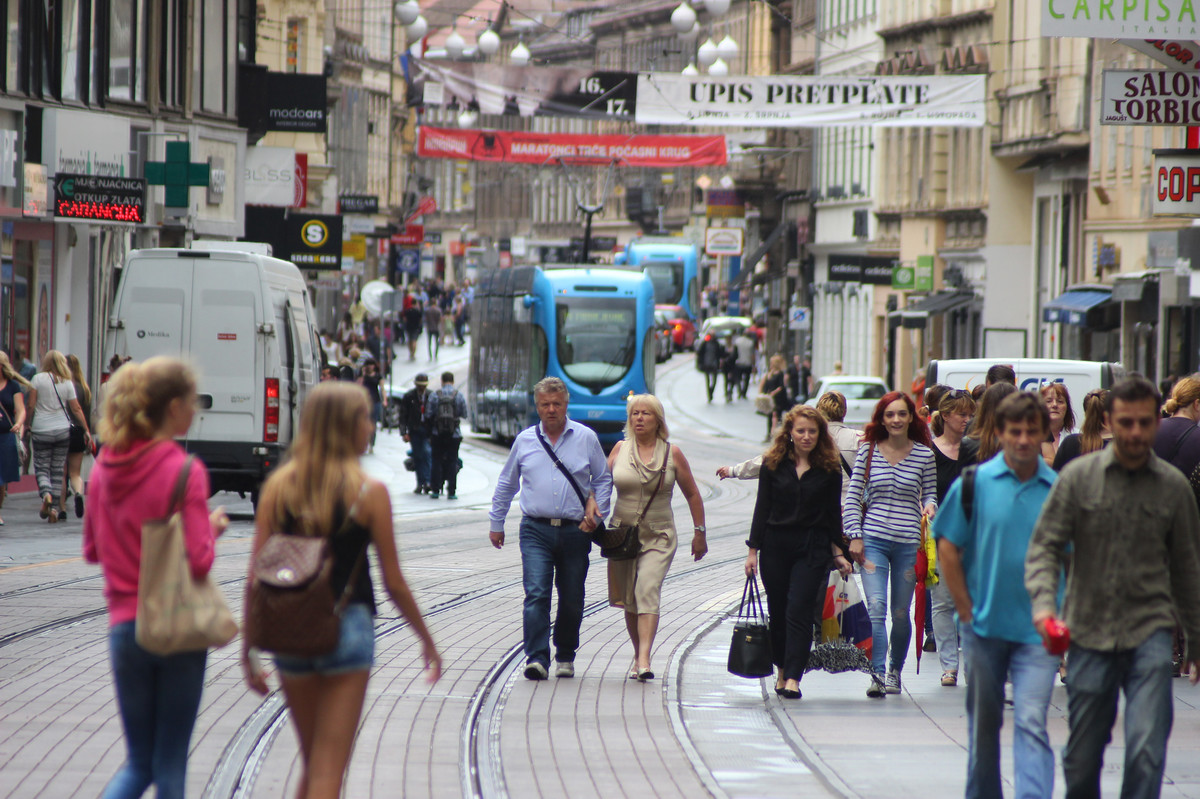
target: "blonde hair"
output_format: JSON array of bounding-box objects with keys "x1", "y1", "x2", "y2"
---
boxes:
[
  {"x1": 100, "y1": 357, "x2": 197, "y2": 452},
  {"x1": 1165, "y1": 375, "x2": 1200, "y2": 416},
  {"x1": 40, "y1": 350, "x2": 70, "y2": 381},
  {"x1": 66, "y1": 354, "x2": 92, "y2": 409},
  {"x1": 261, "y1": 382, "x2": 370, "y2": 536},
  {"x1": 0, "y1": 352, "x2": 31, "y2": 389},
  {"x1": 623, "y1": 394, "x2": 669, "y2": 442},
  {"x1": 816, "y1": 391, "x2": 846, "y2": 423},
  {"x1": 769, "y1": 354, "x2": 786, "y2": 372},
  {"x1": 1079, "y1": 389, "x2": 1109, "y2": 454}
]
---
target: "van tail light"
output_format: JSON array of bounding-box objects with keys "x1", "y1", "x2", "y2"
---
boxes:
[
  {"x1": 100, "y1": 372, "x2": 111, "y2": 384},
  {"x1": 264, "y1": 378, "x2": 280, "y2": 442}
]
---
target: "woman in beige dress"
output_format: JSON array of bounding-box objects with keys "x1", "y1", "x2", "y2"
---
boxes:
[{"x1": 607, "y1": 394, "x2": 707, "y2": 681}]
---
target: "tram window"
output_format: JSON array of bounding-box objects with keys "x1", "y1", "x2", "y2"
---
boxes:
[
  {"x1": 641, "y1": 261, "x2": 684, "y2": 305},
  {"x1": 556, "y1": 297, "x2": 637, "y2": 391}
]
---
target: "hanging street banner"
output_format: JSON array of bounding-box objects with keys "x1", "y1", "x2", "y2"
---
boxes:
[
  {"x1": 416, "y1": 127, "x2": 727, "y2": 167},
  {"x1": 407, "y1": 58, "x2": 637, "y2": 121},
  {"x1": 1120, "y1": 39, "x2": 1200, "y2": 71},
  {"x1": 1102, "y1": 69, "x2": 1200, "y2": 124},
  {"x1": 1043, "y1": 0, "x2": 1199, "y2": 38},
  {"x1": 633, "y1": 74, "x2": 986, "y2": 128}
]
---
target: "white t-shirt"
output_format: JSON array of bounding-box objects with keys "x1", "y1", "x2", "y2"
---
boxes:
[{"x1": 31, "y1": 372, "x2": 76, "y2": 434}]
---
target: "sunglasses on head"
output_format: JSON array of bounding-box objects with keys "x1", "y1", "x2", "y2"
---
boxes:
[{"x1": 946, "y1": 389, "x2": 971, "y2": 399}]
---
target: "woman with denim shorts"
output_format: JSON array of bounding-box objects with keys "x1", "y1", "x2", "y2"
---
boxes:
[
  {"x1": 844, "y1": 390, "x2": 937, "y2": 699},
  {"x1": 242, "y1": 382, "x2": 441, "y2": 798},
  {"x1": 83, "y1": 357, "x2": 229, "y2": 799}
]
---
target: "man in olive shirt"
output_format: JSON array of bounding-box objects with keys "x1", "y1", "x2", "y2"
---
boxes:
[{"x1": 1026, "y1": 377, "x2": 1200, "y2": 799}]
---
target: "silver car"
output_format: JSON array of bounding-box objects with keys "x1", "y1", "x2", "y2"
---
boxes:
[{"x1": 805, "y1": 375, "x2": 889, "y2": 428}]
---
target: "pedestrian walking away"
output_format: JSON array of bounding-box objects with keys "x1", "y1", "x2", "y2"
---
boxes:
[
  {"x1": 1027, "y1": 377, "x2": 1200, "y2": 799},
  {"x1": 63, "y1": 353, "x2": 93, "y2": 518},
  {"x1": 400, "y1": 373, "x2": 433, "y2": 493},
  {"x1": 241, "y1": 382, "x2": 441, "y2": 799},
  {"x1": 82, "y1": 357, "x2": 230, "y2": 799},
  {"x1": 424, "y1": 371, "x2": 468, "y2": 499},
  {"x1": 358, "y1": 359, "x2": 384, "y2": 454},
  {"x1": 424, "y1": 301, "x2": 443, "y2": 361},
  {"x1": 746, "y1": 406, "x2": 853, "y2": 700},
  {"x1": 759, "y1": 355, "x2": 790, "y2": 441},
  {"x1": 843, "y1": 391, "x2": 937, "y2": 698},
  {"x1": 28, "y1": 350, "x2": 91, "y2": 524},
  {"x1": 607, "y1": 394, "x2": 707, "y2": 682},
  {"x1": 403, "y1": 301, "x2": 423, "y2": 362},
  {"x1": 489, "y1": 377, "x2": 613, "y2": 681},
  {"x1": 0, "y1": 351, "x2": 30, "y2": 525},
  {"x1": 733, "y1": 330, "x2": 756, "y2": 399},
  {"x1": 695, "y1": 333, "x2": 725, "y2": 403},
  {"x1": 935, "y1": 392, "x2": 1059, "y2": 799}
]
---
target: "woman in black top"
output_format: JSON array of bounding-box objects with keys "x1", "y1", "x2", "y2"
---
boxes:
[
  {"x1": 745, "y1": 405, "x2": 852, "y2": 699},
  {"x1": 0, "y1": 352, "x2": 28, "y2": 525},
  {"x1": 1052, "y1": 389, "x2": 1110, "y2": 471},
  {"x1": 759, "y1": 354, "x2": 790, "y2": 441},
  {"x1": 1154, "y1": 375, "x2": 1200, "y2": 507}
]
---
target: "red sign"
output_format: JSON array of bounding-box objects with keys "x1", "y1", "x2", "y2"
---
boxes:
[
  {"x1": 293, "y1": 153, "x2": 308, "y2": 208},
  {"x1": 405, "y1": 195, "x2": 438, "y2": 224},
  {"x1": 417, "y1": 127, "x2": 727, "y2": 167},
  {"x1": 391, "y1": 224, "x2": 424, "y2": 245},
  {"x1": 499, "y1": 251, "x2": 513, "y2": 268},
  {"x1": 217, "y1": 333, "x2": 237, "y2": 341}
]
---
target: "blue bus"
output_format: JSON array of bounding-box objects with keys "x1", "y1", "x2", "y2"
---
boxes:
[
  {"x1": 469, "y1": 266, "x2": 656, "y2": 446},
  {"x1": 613, "y1": 237, "x2": 701, "y2": 319}
]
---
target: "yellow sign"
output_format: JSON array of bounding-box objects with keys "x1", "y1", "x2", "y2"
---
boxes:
[{"x1": 342, "y1": 234, "x2": 366, "y2": 259}]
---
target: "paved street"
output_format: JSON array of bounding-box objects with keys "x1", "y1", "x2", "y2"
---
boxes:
[{"x1": 2, "y1": 349, "x2": 1199, "y2": 798}]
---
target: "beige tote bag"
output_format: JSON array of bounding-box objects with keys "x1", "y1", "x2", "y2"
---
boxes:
[{"x1": 136, "y1": 456, "x2": 238, "y2": 655}]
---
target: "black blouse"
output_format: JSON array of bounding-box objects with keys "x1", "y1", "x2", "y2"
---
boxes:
[
  {"x1": 933, "y1": 441, "x2": 976, "y2": 504},
  {"x1": 748, "y1": 458, "x2": 845, "y2": 558}
]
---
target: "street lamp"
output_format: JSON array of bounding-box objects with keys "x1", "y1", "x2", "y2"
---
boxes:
[
  {"x1": 697, "y1": 38, "x2": 717, "y2": 66},
  {"x1": 511, "y1": 40, "x2": 531, "y2": 66},
  {"x1": 394, "y1": 0, "x2": 420, "y2": 25},
  {"x1": 445, "y1": 27, "x2": 466, "y2": 59},
  {"x1": 708, "y1": 57, "x2": 728, "y2": 76},
  {"x1": 407, "y1": 14, "x2": 427, "y2": 40},
  {"x1": 671, "y1": 3, "x2": 697, "y2": 34},
  {"x1": 682, "y1": 62, "x2": 700, "y2": 75},
  {"x1": 705, "y1": 0, "x2": 732, "y2": 16},
  {"x1": 478, "y1": 27, "x2": 500, "y2": 56},
  {"x1": 716, "y1": 35, "x2": 739, "y2": 62}
]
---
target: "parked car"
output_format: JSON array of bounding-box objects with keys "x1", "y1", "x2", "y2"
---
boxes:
[
  {"x1": 655, "y1": 304, "x2": 697, "y2": 350},
  {"x1": 698, "y1": 315, "x2": 752, "y2": 341},
  {"x1": 652, "y1": 308, "x2": 674, "y2": 363},
  {"x1": 805, "y1": 375, "x2": 890, "y2": 428}
]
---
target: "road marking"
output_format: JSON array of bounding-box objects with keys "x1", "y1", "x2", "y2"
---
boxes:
[{"x1": 0, "y1": 556, "x2": 83, "y2": 573}]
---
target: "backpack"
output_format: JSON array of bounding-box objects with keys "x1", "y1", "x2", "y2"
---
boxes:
[
  {"x1": 960, "y1": 465, "x2": 978, "y2": 523},
  {"x1": 435, "y1": 392, "x2": 458, "y2": 435}
]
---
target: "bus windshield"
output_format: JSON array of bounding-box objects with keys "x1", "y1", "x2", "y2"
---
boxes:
[
  {"x1": 639, "y1": 260, "x2": 684, "y2": 305},
  {"x1": 556, "y1": 297, "x2": 637, "y2": 391}
]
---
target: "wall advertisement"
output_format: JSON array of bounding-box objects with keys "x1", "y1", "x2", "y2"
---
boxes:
[
  {"x1": 1043, "y1": 0, "x2": 1199, "y2": 39},
  {"x1": 1101, "y1": 69, "x2": 1200, "y2": 124}
]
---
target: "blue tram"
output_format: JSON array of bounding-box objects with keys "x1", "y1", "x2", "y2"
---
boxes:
[
  {"x1": 612, "y1": 237, "x2": 701, "y2": 319},
  {"x1": 468, "y1": 266, "x2": 656, "y2": 447}
]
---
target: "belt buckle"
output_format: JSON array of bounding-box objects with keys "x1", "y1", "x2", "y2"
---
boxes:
[{"x1": 550, "y1": 518, "x2": 562, "y2": 527}]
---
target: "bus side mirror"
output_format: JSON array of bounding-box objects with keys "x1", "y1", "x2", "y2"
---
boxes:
[{"x1": 522, "y1": 294, "x2": 536, "y2": 309}]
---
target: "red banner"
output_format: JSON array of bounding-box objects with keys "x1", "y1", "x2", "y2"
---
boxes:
[{"x1": 416, "y1": 127, "x2": 727, "y2": 167}]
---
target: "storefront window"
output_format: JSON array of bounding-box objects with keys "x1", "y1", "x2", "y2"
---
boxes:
[
  {"x1": 108, "y1": 0, "x2": 145, "y2": 101},
  {"x1": 61, "y1": 0, "x2": 81, "y2": 100}
]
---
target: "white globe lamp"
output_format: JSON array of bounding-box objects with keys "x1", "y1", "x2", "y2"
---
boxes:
[
  {"x1": 406, "y1": 14, "x2": 427, "y2": 40},
  {"x1": 682, "y1": 62, "x2": 700, "y2": 76},
  {"x1": 511, "y1": 41, "x2": 531, "y2": 66},
  {"x1": 671, "y1": 3, "x2": 697, "y2": 34},
  {"x1": 458, "y1": 109, "x2": 478, "y2": 128},
  {"x1": 708, "y1": 57, "x2": 728, "y2": 76},
  {"x1": 716, "y1": 35, "x2": 739, "y2": 62},
  {"x1": 478, "y1": 28, "x2": 500, "y2": 56},
  {"x1": 697, "y1": 38, "x2": 718, "y2": 67},
  {"x1": 706, "y1": 0, "x2": 732, "y2": 16},
  {"x1": 445, "y1": 29, "x2": 466, "y2": 59},
  {"x1": 394, "y1": 0, "x2": 420, "y2": 26},
  {"x1": 681, "y1": 21, "x2": 700, "y2": 42}
]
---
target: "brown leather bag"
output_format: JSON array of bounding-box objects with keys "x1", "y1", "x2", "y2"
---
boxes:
[{"x1": 245, "y1": 485, "x2": 368, "y2": 657}]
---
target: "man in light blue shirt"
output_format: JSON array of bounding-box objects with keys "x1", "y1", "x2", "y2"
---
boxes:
[
  {"x1": 490, "y1": 377, "x2": 612, "y2": 681},
  {"x1": 934, "y1": 392, "x2": 1059, "y2": 799}
]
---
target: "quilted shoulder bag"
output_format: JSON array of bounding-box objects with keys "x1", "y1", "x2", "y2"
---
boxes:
[
  {"x1": 246, "y1": 483, "x2": 369, "y2": 657},
  {"x1": 727, "y1": 573, "x2": 773, "y2": 678}
]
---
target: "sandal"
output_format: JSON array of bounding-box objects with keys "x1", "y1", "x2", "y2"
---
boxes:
[
  {"x1": 636, "y1": 666, "x2": 655, "y2": 682},
  {"x1": 628, "y1": 663, "x2": 639, "y2": 680},
  {"x1": 47, "y1": 508, "x2": 59, "y2": 523},
  {"x1": 40, "y1": 494, "x2": 52, "y2": 519}
]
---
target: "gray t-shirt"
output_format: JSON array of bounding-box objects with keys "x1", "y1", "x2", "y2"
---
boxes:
[{"x1": 31, "y1": 372, "x2": 76, "y2": 434}]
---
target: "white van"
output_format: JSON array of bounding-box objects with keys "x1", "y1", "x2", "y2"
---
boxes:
[
  {"x1": 925, "y1": 358, "x2": 1126, "y2": 423},
  {"x1": 103, "y1": 247, "x2": 321, "y2": 502}
]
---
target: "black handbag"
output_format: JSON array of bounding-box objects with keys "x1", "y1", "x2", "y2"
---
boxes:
[
  {"x1": 51, "y1": 379, "x2": 85, "y2": 450},
  {"x1": 727, "y1": 574, "x2": 774, "y2": 679},
  {"x1": 595, "y1": 452, "x2": 668, "y2": 561}
]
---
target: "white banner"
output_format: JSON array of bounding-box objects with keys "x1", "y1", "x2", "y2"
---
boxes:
[
  {"x1": 1043, "y1": 1, "x2": 1199, "y2": 38},
  {"x1": 1102, "y1": 69, "x2": 1200, "y2": 124},
  {"x1": 244, "y1": 146, "x2": 295, "y2": 207},
  {"x1": 634, "y1": 74, "x2": 986, "y2": 128}
]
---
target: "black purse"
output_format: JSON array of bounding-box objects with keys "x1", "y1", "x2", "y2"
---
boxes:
[
  {"x1": 596, "y1": 453, "x2": 667, "y2": 561},
  {"x1": 727, "y1": 574, "x2": 774, "y2": 679},
  {"x1": 51, "y1": 379, "x2": 85, "y2": 450}
]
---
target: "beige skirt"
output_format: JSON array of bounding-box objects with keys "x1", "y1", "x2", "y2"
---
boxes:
[{"x1": 607, "y1": 522, "x2": 678, "y2": 615}]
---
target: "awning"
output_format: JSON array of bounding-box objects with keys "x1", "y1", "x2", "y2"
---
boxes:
[
  {"x1": 1042, "y1": 287, "x2": 1112, "y2": 326},
  {"x1": 1112, "y1": 270, "x2": 1161, "y2": 303},
  {"x1": 889, "y1": 290, "x2": 977, "y2": 328}
]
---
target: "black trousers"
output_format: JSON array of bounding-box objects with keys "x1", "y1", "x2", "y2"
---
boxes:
[
  {"x1": 703, "y1": 371, "x2": 719, "y2": 401},
  {"x1": 759, "y1": 549, "x2": 829, "y2": 682},
  {"x1": 430, "y1": 434, "x2": 461, "y2": 494}
]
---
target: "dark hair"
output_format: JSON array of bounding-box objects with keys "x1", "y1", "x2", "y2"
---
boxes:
[
  {"x1": 1039, "y1": 382, "x2": 1077, "y2": 433},
  {"x1": 863, "y1": 391, "x2": 931, "y2": 446},
  {"x1": 968, "y1": 382, "x2": 1019, "y2": 461},
  {"x1": 922, "y1": 383, "x2": 951, "y2": 437},
  {"x1": 971, "y1": 384, "x2": 986, "y2": 401},
  {"x1": 442, "y1": 371, "x2": 454, "y2": 384},
  {"x1": 1106, "y1": 377, "x2": 1163, "y2": 416},
  {"x1": 986, "y1": 364, "x2": 1017, "y2": 386},
  {"x1": 1079, "y1": 389, "x2": 1110, "y2": 454},
  {"x1": 995, "y1": 392, "x2": 1050, "y2": 434}
]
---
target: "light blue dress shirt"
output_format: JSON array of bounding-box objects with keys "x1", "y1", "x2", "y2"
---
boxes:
[{"x1": 489, "y1": 419, "x2": 612, "y2": 532}]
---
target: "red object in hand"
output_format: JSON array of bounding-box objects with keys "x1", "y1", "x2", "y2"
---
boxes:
[{"x1": 1044, "y1": 618, "x2": 1071, "y2": 655}]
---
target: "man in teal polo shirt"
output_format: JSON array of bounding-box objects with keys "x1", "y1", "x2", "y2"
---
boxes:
[{"x1": 934, "y1": 392, "x2": 1060, "y2": 799}]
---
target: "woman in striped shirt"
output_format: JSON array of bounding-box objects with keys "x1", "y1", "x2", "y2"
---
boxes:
[{"x1": 844, "y1": 390, "x2": 937, "y2": 698}]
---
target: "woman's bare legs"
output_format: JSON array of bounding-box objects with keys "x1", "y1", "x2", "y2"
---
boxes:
[
  {"x1": 636, "y1": 613, "x2": 659, "y2": 671},
  {"x1": 280, "y1": 670, "x2": 370, "y2": 799},
  {"x1": 61, "y1": 451, "x2": 84, "y2": 514}
]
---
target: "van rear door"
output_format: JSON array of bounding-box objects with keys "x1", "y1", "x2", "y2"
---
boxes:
[
  {"x1": 113, "y1": 256, "x2": 192, "y2": 361},
  {"x1": 187, "y1": 256, "x2": 262, "y2": 443}
]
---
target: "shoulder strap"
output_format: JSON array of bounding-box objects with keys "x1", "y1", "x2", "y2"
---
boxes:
[
  {"x1": 535, "y1": 426, "x2": 589, "y2": 515},
  {"x1": 1166, "y1": 422, "x2": 1199, "y2": 465},
  {"x1": 334, "y1": 480, "x2": 373, "y2": 614},
  {"x1": 628, "y1": 447, "x2": 669, "y2": 528},
  {"x1": 50, "y1": 379, "x2": 73, "y2": 424},
  {"x1": 961, "y1": 464, "x2": 977, "y2": 524},
  {"x1": 839, "y1": 453, "x2": 852, "y2": 477},
  {"x1": 170, "y1": 456, "x2": 195, "y2": 515}
]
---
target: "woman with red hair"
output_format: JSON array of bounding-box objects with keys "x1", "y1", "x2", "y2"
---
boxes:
[{"x1": 843, "y1": 390, "x2": 937, "y2": 698}]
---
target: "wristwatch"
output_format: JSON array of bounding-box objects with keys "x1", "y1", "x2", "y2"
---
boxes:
[{"x1": 694, "y1": 525, "x2": 706, "y2": 534}]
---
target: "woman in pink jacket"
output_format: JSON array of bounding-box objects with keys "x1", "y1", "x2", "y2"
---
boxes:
[{"x1": 83, "y1": 357, "x2": 228, "y2": 799}]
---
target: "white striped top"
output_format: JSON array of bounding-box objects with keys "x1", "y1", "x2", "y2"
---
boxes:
[{"x1": 842, "y1": 442, "x2": 938, "y2": 544}]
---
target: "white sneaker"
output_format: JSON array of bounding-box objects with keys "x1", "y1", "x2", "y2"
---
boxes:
[
  {"x1": 866, "y1": 675, "x2": 885, "y2": 698},
  {"x1": 554, "y1": 661, "x2": 575, "y2": 678},
  {"x1": 885, "y1": 669, "x2": 902, "y2": 694},
  {"x1": 523, "y1": 661, "x2": 548, "y2": 680}
]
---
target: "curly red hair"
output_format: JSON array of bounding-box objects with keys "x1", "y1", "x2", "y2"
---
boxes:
[{"x1": 862, "y1": 390, "x2": 931, "y2": 446}]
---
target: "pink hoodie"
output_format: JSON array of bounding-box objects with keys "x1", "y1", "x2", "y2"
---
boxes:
[{"x1": 83, "y1": 439, "x2": 217, "y2": 626}]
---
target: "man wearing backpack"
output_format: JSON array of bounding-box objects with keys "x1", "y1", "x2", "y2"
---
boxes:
[
  {"x1": 424, "y1": 371, "x2": 468, "y2": 499},
  {"x1": 934, "y1": 392, "x2": 1060, "y2": 799}
]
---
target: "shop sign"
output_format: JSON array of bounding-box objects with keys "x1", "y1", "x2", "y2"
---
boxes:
[
  {"x1": 342, "y1": 235, "x2": 366, "y2": 260},
  {"x1": 238, "y1": 68, "x2": 327, "y2": 133},
  {"x1": 53, "y1": 173, "x2": 145, "y2": 222},
  {"x1": 339, "y1": 194, "x2": 379, "y2": 214},
  {"x1": 245, "y1": 146, "x2": 296, "y2": 207},
  {"x1": 1153, "y1": 150, "x2": 1200, "y2": 214},
  {"x1": 1121, "y1": 39, "x2": 1200, "y2": 71},
  {"x1": 390, "y1": 224, "x2": 424, "y2": 246},
  {"x1": 425, "y1": 231, "x2": 442, "y2": 244},
  {"x1": 43, "y1": 108, "x2": 130, "y2": 177},
  {"x1": 394, "y1": 248, "x2": 420, "y2": 276},
  {"x1": 23, "y1": 164, "x2": 47, "y2": 216},
  {"x1": 1101, "y1": 70, "x2": 1200, "y2": 124},
  {"x1": 829, "y1": 254, "x2": 894, "y2": 285},
  {"x1": 1042, "y1": 0, "x2": 1199, "y2": 38},
  {"x1": 207, "y1": 157, "x2": 226, "y2": 205},
  {"x1": 705, "y1": 227, "x2": 744, "y2": 256},
  {"x1": 243, "y1": 206, "x2": 343, "y2": 268}
]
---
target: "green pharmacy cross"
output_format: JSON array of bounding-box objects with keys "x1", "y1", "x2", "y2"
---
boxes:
[{"x1": 144, "y1": 141, "x2": 210, "y2": 211}]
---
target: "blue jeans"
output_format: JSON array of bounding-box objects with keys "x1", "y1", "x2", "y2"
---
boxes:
[
  {"x1": 518, "y1": 517, "x2": 591, "y2": 667},
  {"x1": 961, "y1": 626, "x2": 1059, "y2": 799},
  {"x1": 1063, "y1": 628, "x2": 1175, "y2": 799},
  {"x1": 860, "y1": 536, "x2": 919, "y2": 676},
  {"x1": 103, "y1": 622, "x2": 208, "y2": 799},
  {"x1": 409, "y1": 431, "x2": 432, "y2": 487}
]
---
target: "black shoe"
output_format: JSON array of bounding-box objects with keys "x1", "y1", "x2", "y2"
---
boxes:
[
  {"x1": 75, "y1": 494, "x2": 84, "y2": 519},
  {"x1": 413, "y1": 485, "x2": 425, "y2": 494},
  {"x1": 923, "y1": 638, "x2": 937, "y2": 653},
  {"x1": 780, "y1": 688, "x2": 801, "y2": 699}
]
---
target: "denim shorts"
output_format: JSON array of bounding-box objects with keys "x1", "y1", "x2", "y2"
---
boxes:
[{"x1": 272, "y1": 603, "x2": 375, "y2": 677}]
